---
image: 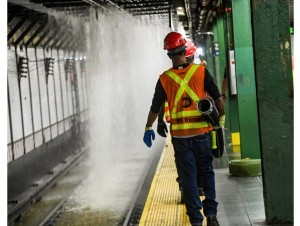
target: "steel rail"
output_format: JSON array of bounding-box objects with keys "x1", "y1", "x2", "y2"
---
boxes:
[
  {"x1": 38, "y1": 179, "x2": 84, "y2": 226},
  {"x1": 7, "y1": 147, "x2": 89, "y2": 225}
]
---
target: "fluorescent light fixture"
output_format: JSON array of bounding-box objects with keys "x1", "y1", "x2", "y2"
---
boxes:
[
  {"x1": 177, "y1": 7, "x2": 185, "y2": 16},
  {"x1": 197, "y1": 47, "x2": 204, "y2": 56}
]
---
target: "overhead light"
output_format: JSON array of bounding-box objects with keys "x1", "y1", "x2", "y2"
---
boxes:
[
  {"x1": 197, "y1": 31, "x2": 214, "y2": 36},
  {"x1": 197, "y1": 47, "x2": 204, "y2": 56},
  {"x1": 176, "y1": 7, "x2": 185, "y2": 16}
]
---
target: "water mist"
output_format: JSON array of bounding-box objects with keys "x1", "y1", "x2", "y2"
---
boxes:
[{"x1": 65, "y1": 7, "x2": 172, "y2": 222}]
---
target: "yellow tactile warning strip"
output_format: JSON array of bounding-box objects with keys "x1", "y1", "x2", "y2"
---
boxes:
[{"x1": 139, "y1": 135, "x2": 206, "y2": 226}]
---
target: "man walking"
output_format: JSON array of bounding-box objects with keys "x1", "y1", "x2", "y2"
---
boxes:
[
  {"x1": 157, "y1": 39, "x2": 205, "y2": 198},
  {"x1": 143, "y1": 31, "x2": 224, "y2": 226}
]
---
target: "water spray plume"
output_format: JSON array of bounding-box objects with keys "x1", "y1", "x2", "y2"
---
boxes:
[{"x1": 64, "y1": 7, "x2": 170, "y2": 221}]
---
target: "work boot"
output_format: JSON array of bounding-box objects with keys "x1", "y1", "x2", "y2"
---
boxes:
[{"x1": 206, "y1": 216, "x2": 220, "y2": 226}]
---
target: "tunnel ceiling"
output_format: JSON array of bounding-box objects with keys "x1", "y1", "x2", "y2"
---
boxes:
[{"x1": 8, "y1": 0, "x2": 294, "y2": 50}]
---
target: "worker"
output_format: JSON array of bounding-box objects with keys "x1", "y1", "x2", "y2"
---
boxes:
[
  {"x1": 157, "y1": 39, "x2": 205, "y2": 198},
  {"x1": 157, "y1": 39, "x2": 197, "y2": 136},
  {"x1": 143, "y1": 31, "x2": 225, "y2": 226},
  {"x1": 185, "y1": 39, "x2": 197, "y2": 64}
]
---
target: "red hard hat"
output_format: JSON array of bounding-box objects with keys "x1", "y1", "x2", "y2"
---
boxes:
[
  {"x1": 164, "y1": 32, "x2": 186, "y2": 51},
  {"x1": 185, "y1": 40, "x2": 197, "y2": 58}
]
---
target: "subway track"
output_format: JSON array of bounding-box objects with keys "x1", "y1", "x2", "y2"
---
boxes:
[
  {"x1": 8, "y1": 148, "x2": 89, "y2": 226},
  {"x1": 36, "y1": 180, "x2": 84, "y2": 226},
  {"x1": 9, "y1": 145, "x2": 163, "y2": 226}
]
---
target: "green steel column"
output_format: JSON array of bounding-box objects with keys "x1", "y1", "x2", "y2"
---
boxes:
[
  {"x1": 220, "y1": 12, "x2": 231, "y2": 131},
  {"x1": 251, "y1": 0, "x2": 293, "y2": 223},
  {"x1": 215, "y1": 1, "x2": 233, "y2": 145},
  {"x1": 231, "y1": 0, "x2": 260, "y2": 158},
  {"x1": 224, "y1": 7, "x2": 240, "y2": 134},
  {"x1": 212, "y1": 24, "x2": 220, "y2": 87},
  {"x1": 216, "y1": 15, "x2": 226, "y2": 88}
]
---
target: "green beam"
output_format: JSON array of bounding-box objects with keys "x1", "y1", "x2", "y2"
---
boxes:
[
  {"x1": 212, "y1": 23, "x2": 220, "y2": 87},
  {"x1": 228, "y1": 95, "x2": 239, "y2": 133},
  {"x1": 231, "y1": 0, "x2": 260, "y2": 158},
  {"x1": 251, "y1": 0, "x2": 293, "y2": 223},
  {"x1": 215, "y1": 14, "x2": 233, "y2": 131},
  {"x1": 216, "y1": 15, "x2": 226, "y2": 88},
  {"x1": 223, "y1": 7, "x2": 239, "y2": 134}
]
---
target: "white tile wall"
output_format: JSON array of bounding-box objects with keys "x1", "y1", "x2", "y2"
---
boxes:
[
  {"x1": 36, "y1": 48, "x2": 50, "y2": 128},
  {"x1": 25, "y1": 135, "x2": 34, "y2": 153},
  {"x1": 27, "y1": 48, "x2": 43, "y2": 132},
  {"x1": 59, "y1": 50, "x2": 70, "y2": 118},
  {"x1": 58, "y1": 121, "x2": 64, "y2": 135},
  {"x1": 7, "y1": 144, "x2": 13, "y2": 162},
  {"x1": 17, "y1": 46, "x2": 34, "y2": 137},
  {"x1": 66, "y1": 63, "x2": 74, "y2": 116},
  {"x1": 13, "y1": 140, "x2": 24, "y2": 160},
  {"x1": 52, "y1": 49, "x2": 64, "y2": 122},
  {"x1": 65, "y1": 117, "x2": 72, "y2": 131},
  {"x1": 75, "y1": 52, "x2": 84, "y2": 112},
  {"x1": 8, "y1": 47, "x2": 23, "y2": 142},
  {"x1": 82, "y1": 65, "x2": 89, "y2": 110},
  {"x1": 44, "y1": 49, "x2": 57, "y2": 129},
  {"x1": 34, "y1": 130, "x2": 43, "y2": 148},
  {"x1": 51, "y1": 124, "x2": 58, "y2": 139},
  {"x1": 7, "y1": 47, "x2": 89, "y2": 162},
  {"x1": 7, "y1": 107, "x2": 11, "y2": 144},
  {"x1": 44, "y1": 127, "x2": 51, "y2": 142}
]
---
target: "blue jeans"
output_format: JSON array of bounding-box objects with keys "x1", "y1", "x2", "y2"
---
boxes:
[{"x1": 172, "y1": 133, "x2": 218, "y2": 225}]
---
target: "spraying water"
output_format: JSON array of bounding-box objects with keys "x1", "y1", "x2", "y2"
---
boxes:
[{"x1": 61, "y1": 7, "x2": 172, "y2": 223}]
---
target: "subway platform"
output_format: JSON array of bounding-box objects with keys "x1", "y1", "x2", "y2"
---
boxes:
[{"x1": 137, "y1": 134, "x2": 265, "y2": 226}]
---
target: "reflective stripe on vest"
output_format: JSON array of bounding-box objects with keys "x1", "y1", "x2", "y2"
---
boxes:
[
  {"x1": 174, "y1": 110, "x2": 200, "y2": 118},
  {"x1": 171, "y1": 121, "x2": 209, "y2": 130},
  {"x1": 164, "y1": 101, "x2": 171, "y2": 123}
]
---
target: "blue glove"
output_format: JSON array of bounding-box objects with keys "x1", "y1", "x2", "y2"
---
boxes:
[{"x1": 143, "y1": 129, "x2": 155, "y2": 148}]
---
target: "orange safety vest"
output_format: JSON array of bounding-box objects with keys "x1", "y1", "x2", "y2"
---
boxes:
[
  {"x1": 160, "y1": 64, "x2": 213, "y2": 137},
  {"x1": 164, "y1": 101, "x2": 171, "y2": 123}
]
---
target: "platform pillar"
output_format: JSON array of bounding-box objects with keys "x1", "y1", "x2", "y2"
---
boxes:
[
  {"x1": 231, "y1": 0, "x2": 260, "y2": 158},
  {"x1": 251, "y1": 0, "x2": 293, "y2": 223}
]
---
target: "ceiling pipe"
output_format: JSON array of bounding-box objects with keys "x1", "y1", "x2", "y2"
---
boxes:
[
  {"x1": 196, "y1": 0, "x2": 212, "y2": 31},
  {"x1": 8, "y1": 0, "x2": 66, "y2": 17},
  {"x1": 103, "y1": 0, "x2": 130, "y2": 14},
  {"x1": 82, "y1": 0, "x2": 134, "y2": 18},
  {"x1": 196, "y1": 0, "x2": 220, "y2": 31},
  {"x1": 201, "y1": 0, "x2": 211, "y2": 7},
  {"x1": 203, "y1": 0, "x2": 219, "y2": 29},
  {"x1": 197, "y1": 11, "x2": 207, "y2": 30},
  {"x1": 203, "y1": 9, "x2": 213, "y2": 28},
  {"x1": 184, "y1": 0, "x2": 193, "y2": 37},
  {"x1": 199, "y1": 10, "x2": 207, "y2": 20}
]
